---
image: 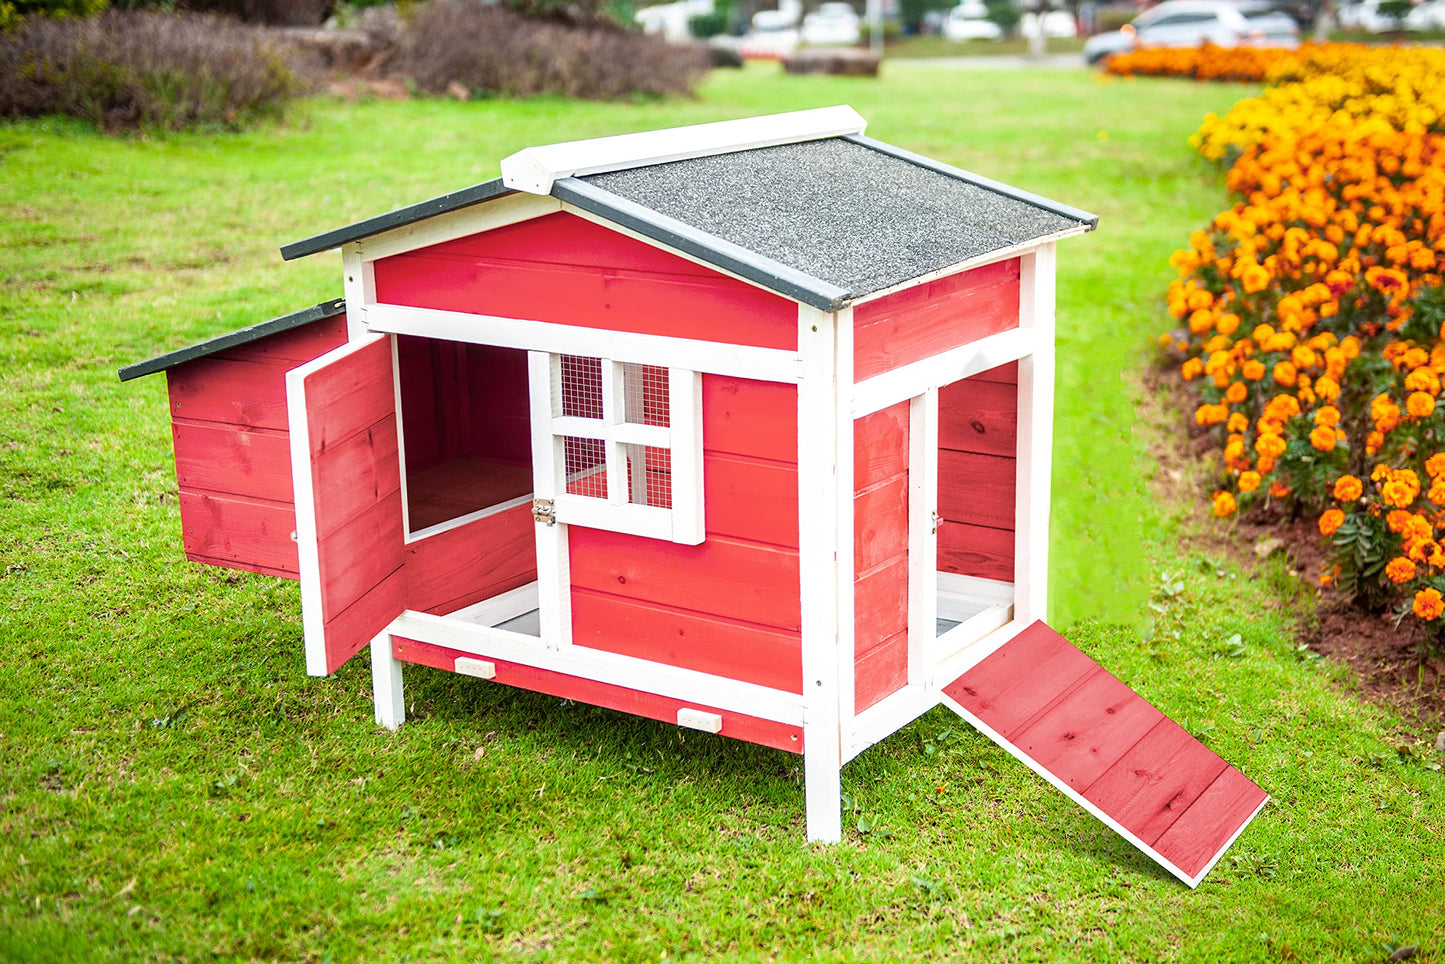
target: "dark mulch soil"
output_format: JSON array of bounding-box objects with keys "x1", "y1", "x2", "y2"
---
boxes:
[{"x1": 1147, "y1": 365, "x2": 1445, "y2": 740}]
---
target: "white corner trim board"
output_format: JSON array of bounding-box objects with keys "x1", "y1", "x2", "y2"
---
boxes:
[{"x1": 500, "y1": 106, "x2": 868, "y2": 195}]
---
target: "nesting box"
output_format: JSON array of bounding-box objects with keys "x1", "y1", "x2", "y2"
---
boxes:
[{"x1": 121, "y1": 107, "x2": 1265, "y2": 886}]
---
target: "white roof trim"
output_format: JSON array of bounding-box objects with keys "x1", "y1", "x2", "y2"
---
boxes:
[{"x1": 499, "y1": 106, "x2": 868, "y2": 195}]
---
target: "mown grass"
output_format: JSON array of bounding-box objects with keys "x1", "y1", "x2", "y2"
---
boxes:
[{"x1": 1, "y1": 64, "x2": 1442, "y2": 962}]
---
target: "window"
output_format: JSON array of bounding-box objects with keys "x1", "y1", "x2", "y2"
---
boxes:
[{"x1": 531, "y1": 353, "x2": 703, "y2": 544}]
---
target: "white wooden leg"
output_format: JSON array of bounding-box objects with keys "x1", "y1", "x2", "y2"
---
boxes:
[
  {"x1": 370, "y1": 632, "x2": 405, "y2": 729},
  {"x1": 804, "y1": 735, "x2": 843, "y2": 842}
]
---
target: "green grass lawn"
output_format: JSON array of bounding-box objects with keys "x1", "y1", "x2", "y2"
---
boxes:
[
  {"x1": 2, "y1": 63, "x2": 1442, "y2": 961},
  {"x1": 882, "y1": 35, "x2": 1087, "y2": 58}
]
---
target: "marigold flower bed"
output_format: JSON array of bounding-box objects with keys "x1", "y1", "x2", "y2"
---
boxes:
[{"x1": 1162, "y1": 43, "x2": 1445, "y2": 643}]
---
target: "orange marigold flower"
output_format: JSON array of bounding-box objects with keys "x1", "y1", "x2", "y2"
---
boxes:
[
  {"x1": 1242, "y1": 264, "x2": 1271, "y2": 293},
  {"x1": 1273, "y1": 361, "x2": 1297, "y2": 386},
  {"x1": 1309, "y1": 426, "x2": 1337, "y2": 452},
  {"x1": 1225, "y1": 381, "x2": 1248, "y2": 404},
  {"x1": 1366, "y1": 430, "x2": 1385, "y2": 455},
  {"x1": 1217, "y1": 313, "x2": 1241, "y2": 336},
  {"x1": 1333, "y1": 475, "x2": 1363, "y2": 501},
  {"x1": 1386, "y1": 557, "x2": 1418, "y2": 585},
  {"x1": 1315, "y1": 375, "x2": 1340, "y2": 401},
  {"x1": 1196, "y1": 404, "x2": 1228, "y2": 427},
  {"x1": 1427, "y1": 453, "x2": 1445, "y2": 479},
  {"x1": 1319, "y1": 508, "x2": 1345, "y2": 536},
  {"x1": 1405, "y1": 367, "x2": 1440, "y2": 396},
  {"x1": 1430, "y1": 480, "x2": 1445, "y2": 506},
  {"x1": 1269, "y1": 480, "x2": 1291, "y2": 498},
  {"x1": 1213, "y1": 491, "x2": 1237, "y2": 518},
  {"x1": 1226, "y1": 412, "x2": 1250, "y2": 434},
  {"x1": 1407, "y1": 392, "x2": 1436, "y2": 419},
  {"x1": 1256, "y1": 433, "x2": 1287, "y2": 458},
  {"x1": 1189, "y1": 309, "x2": 1216, "y2": 334},
  {"x1": 1381, "y1": 470, "x2": 1421, "y2": 509},
  {"x1": 1315, "y1": 405, "x2": 1341, "y2": 428},
  {"x1": 1238, "y1": 471, "x2": 1261, "y2": 493},
  {"x1": 1241, "y1": 359, "x2": 1266, "y2": 381},
  {"x1": 1414, "y1": 587, "x2": 1445, "y2": 621}
]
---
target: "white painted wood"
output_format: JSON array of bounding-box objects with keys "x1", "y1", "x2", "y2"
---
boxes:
[
  {"x1": 847, "y1": 228, "x2": 1091, "y2": 308},
  {"x1": 548, "y1": 416, "x2": 669, "y2": 447},
  {"x1": 930, "y1": 618, "x2": 1026, "y2": 686},
  {"x1": 552, "y1": 495, "x2": 674, "y2": 541},
  {"x1": 907, "y1": 390, "x2": 939, "y2": 688},
  {"x1": 842, "y1": 683, "x2": 936, "y2": 763},
  {"x1": 528, "y1": 351, "x2": 572, "y2": 652},
  {"x1": 499, "y1": 107, "x2": 867, "y2": 194},
  {"x1": 796, "y1": 304, "x2": 844, "y2": 843},
  {"x1": 852, "y1": 327, "x2": 1035, "y2": 418},
  {"x1": 403, "y1": 493, "x2": 535, "y2": 545},
  {"x1": 937, "y1": 572, "x2": 1015, "y2": 608},
  {"x1": 939, "y1": 691, "x2": 1268, "y2": 888},
  {"x1": 286, "y1": 333, "x2": 392, "y2": 678},
  {"x1": 454, "y1": 657, "x2": 498, "y2": 679},
  {"x1": 676, "y1": 708, "x2": 723, "y2": 733},
  {"x1": 354, "y1": 192, "x2": 562, "y2": 263},
  {"x1": 370, "y1": 632, "x2": 405, "y2": 729},
  {"x1": 341, "y1": 245, "x2": 376, "y2": 339},
  {"x1": 365, "y1": 303, "x2": 801, "y2": 384},
  {"x1": 446, "y1": 581, "x2": 540, "y2": 628},
  {"x1": 834, "y1": 306, "x2": 856, "y2": 728},
  {"x1": 600, "y1": 361, "x2": 628, "y2": 505},
  {"x1": 387, "y1": 609, "x2": 808, "y2": 725},
  {"x1": 1014, "y1": 244, "x2": 1056, "y2": 625},
  {"x1": 669, "y1": 368, "x2": 705, "y2": 545},
  {"x1": 937, "y1": 602, "x2": 1012, "y2": 650}
]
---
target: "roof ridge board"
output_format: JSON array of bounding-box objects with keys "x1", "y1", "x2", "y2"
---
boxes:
[
  {"x1": 842, "y1": 134, "x2": 1100, "y2": 230},
  {"x1": 552, "y1": 176, "x2": 853, "y2": 313},
  {"x1": 117, "y1": 298, "x2": 347, "y2": 382},
  {"x1": 279, "y1": 178, "x2": 513, "y2": 262}
]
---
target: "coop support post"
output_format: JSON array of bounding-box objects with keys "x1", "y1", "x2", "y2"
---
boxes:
[
  {"x1": 341, "y1": 243, "x2": 375, "y2": 340},
  {"x1": 798, "y1": 304, "x2": 844, "y2": 843},
  {"x1": 1014, "y1": 243, "x2": 1056, "y2": 625},
  {"x1": 370, "y1": 632, "x2": 405, "y2": 730}
]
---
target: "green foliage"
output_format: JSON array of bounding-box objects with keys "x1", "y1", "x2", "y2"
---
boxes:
[
  {"x1": 985, "y1": 0, "x2": 1019, "y2": 33},
  {"x1": 1378, "y1": 0, "x2": 1412, "y2": 22},
  {"x1": 688, "y1": 8, "x2": 729, "y2": 37},
  {"x1": 897, "y1": 0, "x2": 951, "y2": 30}
]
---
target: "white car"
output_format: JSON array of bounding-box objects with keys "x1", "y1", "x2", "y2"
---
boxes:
[
  {"x1": 801, "y1": 1, "x2": 862, "y2": 44},
  {"x1": 1084, "y1": 0, "x2": 1300, "y2": 63},
  {"x1": 1404, "y1": 0, "x2": 1445, "y2": 30},
  {"x1": 942, "y1": 2, "x2": 1004, "y2": 39},
  {"x1": 1337, "y1": 0, "x2": 1401, "y2": 30},
  {"x1": 1021, "y1": 9, "x2": 1079, "y2": 36}
]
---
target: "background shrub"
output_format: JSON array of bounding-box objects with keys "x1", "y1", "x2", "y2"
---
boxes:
[
  {"x1": 0, "y1": 9, "x2": 309, "y2": 130},
  {"x1": 392, "y1": 0, "x2": 709, "y2": 99}
]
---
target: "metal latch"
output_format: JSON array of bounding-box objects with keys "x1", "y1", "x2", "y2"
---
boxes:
[{"x1": 532, "y1": 498, "x2": 556, "y2": 526}]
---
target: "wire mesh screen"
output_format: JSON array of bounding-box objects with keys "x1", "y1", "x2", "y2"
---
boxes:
[
  {"x1": 621, "y1": 363, "x2": 670, "y2": 427},
  {"x1": 563, "y1": 436, "x2": 607, "y2": 498},
  {"x1": 625, "y1": 443, "x2": 672, "y2": 509},
  {"x1": 560, "y1": 355, "x2": 604, "y2": 419}
]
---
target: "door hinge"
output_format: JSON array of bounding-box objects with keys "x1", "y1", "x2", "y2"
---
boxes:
[{"x1": 532, "y1": 498, "x2": 556, "y2": 526}]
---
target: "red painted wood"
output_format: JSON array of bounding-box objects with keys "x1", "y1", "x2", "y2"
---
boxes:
[
  {"x1": 1152, "y1": 767, "x2": 1268, "y2": 879},
  {"x1": 405, "y1": 502, "x2": 536, "y2": 615},
  {"x1": 310, "y1": 416, "x2": 402, "y2": 539},
  {"x1": 373, "y1": 213, "x2": 797, "y2": 351},
  {"x1": 938, "y1": 450, "x2": 1016, "y2": 531},
  {"x1": 938, "y1": 523, "x2": 1014, "y2": 582},
  {"x1": 168, "y1": 358, "x2": 291, "y2": 432},
  {"x1": 943, "y1": 621, "x2": 1096, "y2": 737},
  {"x1": 178, "y1": 491, "x2": 299, "y2": 577},
  {"x1": 1083, "y1": 718, "x2": 1230, "y2": 846},
  {"x1": 172, "y1": 421, "x2": 294, "y2": 504},
  {"x1": 939, "y1": 377, "x2": 1018, "y2": 458},
  {"x1": 854, "y1": 401, "x2": 909, "y2": 491},
  {"x1": 211, "y1": 313, "x2": 348, "y2": 364},
  {"x1": 392, "y1": 635, "x2": 804, "y2": 753},
  {"x1": 571, "y1": 588, "x2": 803, "y2": 693},
  {"x1": 855, "y1": 629, "x2": 909, "y2": 712},
  {"x1": 854, "y1": 554, "x2": 908, "y2": 657},
  {"x1": 184, "y1": 552, "x2": 296, "y2": 580},
  {"x1": 702, "y1": 376, "x2": 798, "y2": 465},
  {"x1": 704, "y1": 453, "x2": 799, "y2": 548},
  {"x1": 1009, "y1": 668, "x2": 1166, "y2": 792},
  {"x1": 460, "y1": 342, "x2": 532, "y2": 465},
  {"x1": 854, "y1": 475, "x2": 908, "y2": 575},
  {"x1": 974, "y1": 360, "x2": 1019, "y2": 385},
  {"x1": 314, "y1": 490, "x2": 407, "y2": 616},
  {"x1": 853, "y1": 259, "x2": 1021, "y2": 381},
  {"x1": 569, "y1": 528, "x2": 801, "y2": 632},
  {"x1": 319, "y1": 568, "x2": 407, "y2": 675}
]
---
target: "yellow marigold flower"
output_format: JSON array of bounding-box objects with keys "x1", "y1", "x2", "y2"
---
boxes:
[
  {"x1": 1319, "y1": 508, "x2": 1345, "y2": 536},
  {"x1": 1309, "y1": 426, "x2": 1337, "y2": 452},
  {"x1": 1158, "y1": 332, "x2": 1174, "y2": 349},
  {"x1": 1413, "y1": 587, "x2": 1444, "y2": 621},
  {"x1": 1242, "y1": 359, "x2": 1266, "y2": 381},
  {"x1": 1242, "y1": 264, "x2": 1271, "y2": 293},
  {"x1": 1189, "y1": 309, "x2": 1216, "y2": 334},
  {"x1": 1273, "y1": 361, "x2": 1297, "y2": 386},
  {"x1": 1315, "y1": 405, "x2": 1341, "y2": 428},
  {"x1": 1238, "y1": 471, "x2": 1262, "y2": 493},
  {"x1": 1333, "y1": 475, "x2": 1363, "y2": 501},
  {"x1": 1407, "y1": 391, "x2": 1435, "y2": 418},
  {"x1": 1291, "y1": 345, "x2": 1317, "y2": 370},
  {"x1": 1213, "y1": 491, "x2": 1237, "y2": 518},
  {"x1": 1386, "y1": 557, "x2": 1418, "y2": 585},
  {"x1": 1217, "y1": 313, "x2": 1241, "y2": 335},
  {"x1": 1340, "y1": 336, "x2": 1361, "y2": 360}
]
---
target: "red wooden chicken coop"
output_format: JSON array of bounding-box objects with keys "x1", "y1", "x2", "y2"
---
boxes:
[{"x1": 121, "y1": 107, "x2": 1266, "y2": 886}]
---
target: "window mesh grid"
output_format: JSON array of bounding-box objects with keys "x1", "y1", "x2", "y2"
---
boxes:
[
  {"x1": 626, "y1": 443, "x2": 672, "y2": 509},
  {"x1": 563, "y1": 436, "x2": 607, "y2": 498},
  {"x1": 560, "y1": 355, "x2": 603, "y2": 419},
  {"x1": 622, "y1": 363, "x2": 670, "y2": 428}
]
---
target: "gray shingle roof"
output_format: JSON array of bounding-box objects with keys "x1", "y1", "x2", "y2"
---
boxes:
[{"x1": 118, "y1": 298, "x2": 345, "y2": 381}]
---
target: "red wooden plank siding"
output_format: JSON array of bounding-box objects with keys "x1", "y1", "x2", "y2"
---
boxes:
[
  {"x1": 392, "y1": 636, "x2": 804, "y2": 753},
  {"x1": 942, "y1": 621, "x2": 1267, "y2": 885},
  {"x1": 570, "y1": 375, "x2": 803, "y2": 691},
  {"x1": 853, "y1": 402, "x2": 910, "y2": 712},
  {"x1": 853, "y1": 259, "x2": 1021, "y2": 382},
  {"x1": 936, "y1": 372, "x2": 1018, "y2": 583},
  {"x1": 165, "y1": 317, "x2": 348, "y2": 580},
  {"x1": 372, "y1": 211, "x2": 798, "y2": 351}
]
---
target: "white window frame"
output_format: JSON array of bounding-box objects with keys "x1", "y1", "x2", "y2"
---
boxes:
[{"x1": 528, "y1": 351, "x2": 704, "y2": 545}]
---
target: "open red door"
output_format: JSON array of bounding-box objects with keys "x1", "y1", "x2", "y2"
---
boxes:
[
  {"x1": 287, "y1": 334, "x2": 406, "y2": 676},
  {"x1": 941, "y1": 622, "x2": 1268, "y2": 887}
]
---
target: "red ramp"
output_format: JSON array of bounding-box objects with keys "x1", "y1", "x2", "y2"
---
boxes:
[{"x1": 941, "y1": 621, "x2": 1268, "y2": 887}]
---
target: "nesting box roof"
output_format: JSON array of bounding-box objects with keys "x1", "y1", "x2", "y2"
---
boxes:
[{"x1": 280, "y1": 108, "x2": 1096, "y2": 311}]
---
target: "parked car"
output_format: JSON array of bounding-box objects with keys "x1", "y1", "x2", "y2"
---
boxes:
[
  {"x1": 1021, "y1": 9, "x2": 1079, "y2": 36},
  {"x1": 801, "y1": 1, "x2": 862, "y2": 44},
  {"x1": 942, "y1": 1, "x2": 1005, "y2": 39},
  {"x1": 1404, "y1": 0, "x2": 1445, "y2": 30},
  {"x1": 1336, "y1": 0, "x2": 1403, "y2": 30},
  {"x1": 1083, "y1": 0, "x2": 1300, "y2": 64}
]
